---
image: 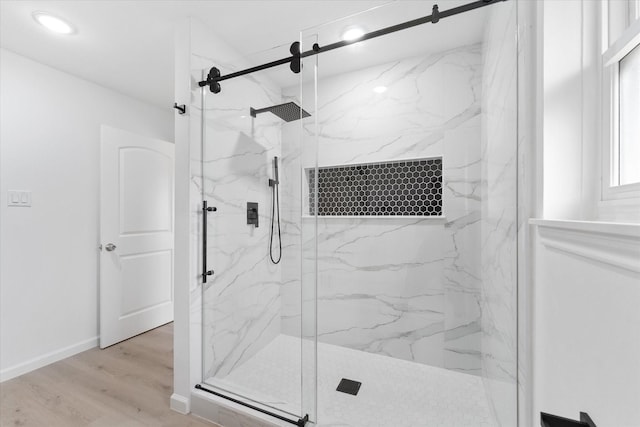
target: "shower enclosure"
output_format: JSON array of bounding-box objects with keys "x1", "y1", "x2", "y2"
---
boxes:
[{"x1": 192, "y1": 1, "x2": 518, "y2": 425}]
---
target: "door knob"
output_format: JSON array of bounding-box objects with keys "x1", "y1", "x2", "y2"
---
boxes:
[{"x1": 105, "y1": 243, "x2": 117, "y2": 252}]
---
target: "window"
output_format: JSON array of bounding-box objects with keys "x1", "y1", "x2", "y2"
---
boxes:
[
  {"x1": 601, "y1": 0, "x2": 640, "y2": 204},
  {"x1": 618, "y1": 44, "x2": 640, "y2": 185}
]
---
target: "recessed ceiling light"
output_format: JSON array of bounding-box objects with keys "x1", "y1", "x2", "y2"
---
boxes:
[
  {"x1": 341, "y1": 27, "x2": 365, "y2": 42},
  {"x1": 373, "y1": 86, "x2": 388, "y2": 94},
  {"x1": 32, "y1": 12, "x2": 75, "y2": 35}
]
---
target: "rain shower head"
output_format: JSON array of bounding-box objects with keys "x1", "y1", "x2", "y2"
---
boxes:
[{"x1": 249, "y1": 102, "x2": 311, "y2": 122}]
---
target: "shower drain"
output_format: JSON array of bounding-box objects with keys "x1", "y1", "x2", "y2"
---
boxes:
[{"x1": 336, "y1": 378, "x2": 362, "y2": 396}]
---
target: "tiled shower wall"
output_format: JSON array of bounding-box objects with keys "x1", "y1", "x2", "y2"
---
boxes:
[
  {"x1": 281, "y1": 44, "x2": 484, "y2": 373},
  {"x1": 191, "y1": 20, "x2": 285, "y2": 379},
  {"x1": 480, "y1": 2, "x2": 519, "y2": 425}
]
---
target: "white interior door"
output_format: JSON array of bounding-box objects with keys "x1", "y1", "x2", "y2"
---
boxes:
[{"x1": 100, "y1": 125, "x2": 174, "y2": 348}]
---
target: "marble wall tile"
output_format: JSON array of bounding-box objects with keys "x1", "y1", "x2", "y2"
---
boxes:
[
  {"x1": 479, "y1": 2, "x2": 519, "y2": 426},
  {"x1": 281, "y1": 45, "x2": 485, "y2": 370},
  {"x1": 312, "y1": 45, "x2": 483, "y2": 168},
  {"x1": 314, "y1": 217, "x2": 445, "y2": 366},
  {"x1": 190, "y1": 32, "x2": 286, "y2": 379},
  {"x1": 279, "y1": 119, "x2": 306, "y2": 339},
  {"x1": 443, "y1": 117, "x2": 483, "y2": 374}
]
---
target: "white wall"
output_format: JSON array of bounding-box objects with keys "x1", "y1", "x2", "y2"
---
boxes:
[
  {"x1": 0, "y1": 48, "x2": 173, "y2": 381},
  {"x1": 533, "y1": 236, "x2": 640, "y2": 427},
  {"x1": 171, "y1": 18, "x2": 193, "y2": 414},
  {"x1": 532, "y1": 1, "x2": 640, "y2": 426},
  {"x1": 542, "y1": 0, "x2": 600, "y2": 220}
]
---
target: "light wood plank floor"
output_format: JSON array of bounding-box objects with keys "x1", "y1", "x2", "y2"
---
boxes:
[{"x1": 0, "y1": 323, "x2": 219, "y2": 427}]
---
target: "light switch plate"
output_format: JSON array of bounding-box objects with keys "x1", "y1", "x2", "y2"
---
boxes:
[{"x1": 7, "y1": 190, "x2": 31, "y2": 207}]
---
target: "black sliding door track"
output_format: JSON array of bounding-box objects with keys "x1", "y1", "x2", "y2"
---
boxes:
[
  {"x1": 195, "y1": 384, "x2": 309, "y2": 426},
  {"x1": 198, "y1": 0, "x2": 507, "y2": 94}
]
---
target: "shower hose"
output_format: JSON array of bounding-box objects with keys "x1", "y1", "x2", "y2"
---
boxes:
[{"x1": 270, "y1": 182, "x2": 282, "y2": 264}]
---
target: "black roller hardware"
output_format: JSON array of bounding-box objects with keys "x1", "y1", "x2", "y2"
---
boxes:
[{"x1": 198, "y1": 0, "x2": 508, "y2": 94}]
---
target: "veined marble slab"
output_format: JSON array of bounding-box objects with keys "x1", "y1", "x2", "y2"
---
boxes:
[
  {"x1": 480, "y1": 2, "x2": 519, "y2": 426},
  {"x1": 195, "y1": 47, "x2": 285, "y2": 379},
  {"x1": 281, "y1": 45, "x2": 485, "y2": 371}
]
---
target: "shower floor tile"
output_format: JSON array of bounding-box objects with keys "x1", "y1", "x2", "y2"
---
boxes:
[{"x1": 205, "y1": 334, "x2": 497, "y2": 427}]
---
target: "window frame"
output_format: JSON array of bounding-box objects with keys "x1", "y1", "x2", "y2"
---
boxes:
[{"x1": 600, "y1": 2, "x2": 640, "y2": 206}]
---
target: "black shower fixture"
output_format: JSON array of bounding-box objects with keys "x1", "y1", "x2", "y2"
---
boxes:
[
  {"x1": 173, "y1": 102, "x2": 186, "y2": 114},
  {"x1": 268, "y1": 157, "x2": 282, "y2": 264},
  {"x1": 250, "y1": 102, "x2": 311, "y2": 123},
  {"x1": 198, "y1": 0, "x2": 507, "y2": 94},
  {"x1": 269, "y1": 156, "x2": 279, "y2": 187}
]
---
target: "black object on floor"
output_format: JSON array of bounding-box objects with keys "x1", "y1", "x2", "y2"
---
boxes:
[
  {"x1": 541, "y1": 412, "x2": 597, "y2": 427},
  {"x1": 336, "y1": 378, "x2": 362, "y2": 396}
]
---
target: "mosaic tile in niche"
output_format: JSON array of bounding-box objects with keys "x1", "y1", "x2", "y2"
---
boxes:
[{"x1": 307, "y1": 158, "x2": 442, "y2": 216}]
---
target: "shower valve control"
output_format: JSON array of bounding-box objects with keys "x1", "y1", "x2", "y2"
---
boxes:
[{"x1": 247, "y1": 202, "x2": 259, "y2": 228}]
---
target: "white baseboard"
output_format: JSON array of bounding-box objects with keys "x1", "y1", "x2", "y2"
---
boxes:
[
  {"x1": 0, "y1": 336, "x2": 98, "y2": 383},
  {"x1": 170, "y1": 393, "x2": 190, "y2": 414}
]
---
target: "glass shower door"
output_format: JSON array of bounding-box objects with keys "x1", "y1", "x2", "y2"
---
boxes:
[
  {"x1": 195, "y1": 1, "x2": 518, "y2": 425},
  {"x1": 302, "y1": 1, "x2": 518, "y2": 426},
  {"x1": 198, "y1": 43, "x2": 317, "y2": 425}
]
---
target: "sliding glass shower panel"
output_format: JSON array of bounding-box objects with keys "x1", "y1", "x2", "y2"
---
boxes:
[
  {"x1": 302, "y1": 1, "x2": 518, "y2": 426},
  {"x1": 199, "y1": 42, "x2": 317, "y2": 423}
]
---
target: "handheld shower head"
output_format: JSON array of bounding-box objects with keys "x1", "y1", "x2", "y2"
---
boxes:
[
  {"x1": 269, "y1": 157, "x2": 279, "y2": 187},
  {"x1": 274, "y1": 157, "x2": 279, "y2": 183},
  {"x1": 268, "y1": 156, "x2": 282, "y2": 264}
]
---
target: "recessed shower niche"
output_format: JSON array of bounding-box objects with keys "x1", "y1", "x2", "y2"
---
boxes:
[
  {"x1": 306, "y1": 158, "x2": 443, "y2": 216},
  {"x1": 190, "y1": 0, "x2": 519, "y2": 426}
]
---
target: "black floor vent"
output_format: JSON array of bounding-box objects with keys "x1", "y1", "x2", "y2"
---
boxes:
[{"x1": 336, "y1": 378, "x2": 362, "y2": 396}]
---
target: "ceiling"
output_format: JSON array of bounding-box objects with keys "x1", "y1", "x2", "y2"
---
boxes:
[{"x1": 0, "y1": 0, "x2": 488, "y2": 109}]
